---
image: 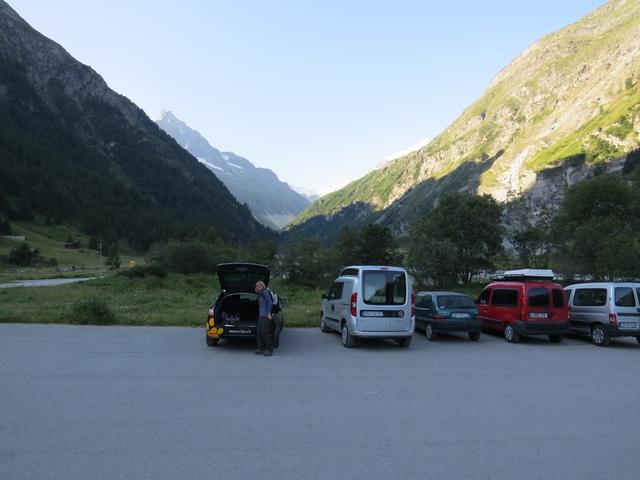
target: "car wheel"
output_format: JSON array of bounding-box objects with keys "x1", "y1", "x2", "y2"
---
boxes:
[
  {"x1": 398, "y1": 336, "x2": 412, "y2": 348},
  {"x1": 504, "y1": 324, "x2": 520, "y2": 343},
  {"x1": 425, "y1": 323, "x2": 438, "y2": 341},
  {"x1": 548, "y1": 334, "x2": 563, "y2": 343},
  {"x1": 591, "y1": 325, "x2": 610, "y2": 347},
  {"x1": 320, "y1": 315, "x2": 331, "y2": 333},
  {"x1": 341, "y1": 323, "x2": 354, "y2": 348},
  {"x1": 205, "y1": 334, "x2": 219, "y2": 347},
  {"x1": 468, "y1": 331, "x2": 480, "y2": 341}
]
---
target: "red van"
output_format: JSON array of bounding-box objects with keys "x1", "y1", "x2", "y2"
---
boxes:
[{"x1": 476, "y1": 269, "x2": 569, "y2": 343}]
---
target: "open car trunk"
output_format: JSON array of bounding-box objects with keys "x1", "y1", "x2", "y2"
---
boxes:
[{"x1": 217, "y1": 293, "x2": 259, "y2": 327}]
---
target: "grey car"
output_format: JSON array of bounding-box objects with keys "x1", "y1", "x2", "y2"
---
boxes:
[
  {"x1": 415, "y1": 291, "x2": 482, "y2": 341},
  {"x1": 565, "y1": 282, "x2": 640, "y2": 347}
]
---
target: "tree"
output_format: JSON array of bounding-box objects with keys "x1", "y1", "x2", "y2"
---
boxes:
[
  {"x1": 0, "y1": 215, "x2": 11, "y2": 235},
  {"x1": 278, "y1": 238, "x2": 339, "y2": 288},
  {"x1": 358, "y1": 224, "x2": 403, "y2": 265},
  {"x1": 506, "y1": 199, "x2": 553, "y2": 268},
  {"x1": 409, "y1": 192, "x2": 503, "y2": 286},
  {"x1": 335, "y1": 224, "x2": 403, "y2": 267},
  {"x1": 551, "y1": 174, "x2": 640, "y2": 280},
  {"x1": 8, "y1": 242, "x2": 42, "y2": 266},
  {"x1": 105, "y1": 244, "x2": 121, "y2": 270}
]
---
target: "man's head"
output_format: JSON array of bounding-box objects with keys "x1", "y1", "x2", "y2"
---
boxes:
[{"x1": 255, "y1": 281, "x2": 266, "y2": 293}]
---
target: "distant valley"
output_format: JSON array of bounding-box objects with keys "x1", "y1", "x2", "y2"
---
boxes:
[{"x1": 157, "y1": 111, "x2": 311, "y2": 230}]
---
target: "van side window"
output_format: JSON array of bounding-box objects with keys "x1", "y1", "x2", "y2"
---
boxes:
[
  {"x1": 615, "y1": 287, "x2": 636, "y2": 307},
  {"x1": 491, "y1": 289, "x2": 518, "y2": 307},
  {"x1": 328, "y1": 282, "x2": 344, "y2": 300},
  {"x1": 477, "y1": 288, "x2": 491, "y2": 305},
  {"x1": 573, "y1": 288, "x2": 607, "y2": 307},
  {"x1": 552, "y1": 289, "x2": 565, "y2": 308}
]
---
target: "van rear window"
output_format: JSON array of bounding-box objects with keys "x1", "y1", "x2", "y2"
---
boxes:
[
  {"x1": 362, "y1": 271, "x2": 406, "y2": 305},
  {"x1": 615, "y1": 287, "x2": 636, "y2": 307},
  {"x1": 491, "y1": 289, "x2": 518, "y2": 307},
  {"x1": 528, "y1": 288, "x2": 550, "y2": 307},
  {"x1": 437, "y1": 295, "x2": 475, "y2": 309},
  {"x1": 552, "y1": 289, "x2": 565, "y2": 308}
]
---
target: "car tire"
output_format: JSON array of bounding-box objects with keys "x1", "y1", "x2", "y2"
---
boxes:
[
  {"x1": 468, "y1": 331, "x2": 480, "y2": 342},
  {"x1": 504, "y1": 324, "x2": 520, "y2": 343},
  {"x1": 425, "y1": 323, "x2": 438, "y2": 341},
  {"x1": 341, "y1": 323, "x2": 354, "y2": 348},
  {"x1": 591, "y1": 325, "x2": 610, "y2": 347},
  {"x1": 205, "y1": 334, "x2": 219, "y2": 347},
  {"x1": 320, "y1": 314, "x2": 331, "y2": 333},
  {"x1": 548, "y1": 334, "x2": 564, "y2": 343},
  {"x1": 398, "y1": 336, "x2": 412, "y2": 348}
]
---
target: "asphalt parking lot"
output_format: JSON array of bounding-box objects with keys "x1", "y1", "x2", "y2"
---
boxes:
[{"x1": 1, "y1": 324, "x2": 638, "y2": 480}]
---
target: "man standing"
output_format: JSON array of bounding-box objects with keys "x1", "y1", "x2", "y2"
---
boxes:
[{"x1": 255, "y1": 281, "x2": 274, "y2": 356}]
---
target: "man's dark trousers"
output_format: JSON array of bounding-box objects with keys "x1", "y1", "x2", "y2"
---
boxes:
[{"x1": 257, "y1": 316, "x2": 273, "y2": 353}]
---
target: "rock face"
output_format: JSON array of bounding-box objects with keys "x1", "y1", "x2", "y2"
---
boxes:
[
  {"x1": 157, "y1": 111, "x2": 310, "y2": 230},
  {"x1": 288, "y1": 0, "x2": 640, "y2": 242},
  {"x1": 0, "y1": 0, "x2": 272, "y2": 245}
]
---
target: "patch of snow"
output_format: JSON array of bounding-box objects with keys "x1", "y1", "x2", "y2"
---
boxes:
[
  {"x1": 227, "y1": 162, "x2": 244, "y2": 170},
  {"x1": 222, "y1": 153, "x2": 231, "y2": 161},
  {"x1": 382, "y1": 137, "x2": 432, "y2": 163}
]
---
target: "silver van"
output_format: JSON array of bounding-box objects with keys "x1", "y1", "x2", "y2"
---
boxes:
[
  {"x1": 565, "y1": 282, "x2": 640, "y2": 347},
  {"x1": 320, "y1": 265, "x2": 415, "y2": 348}
]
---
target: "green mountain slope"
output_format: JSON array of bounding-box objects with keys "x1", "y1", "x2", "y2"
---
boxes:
[
  {"x1": 0, "y1": 1, "x2": 272, "y2": 248},
  {"x1": 288, "y1": 0, "x2": 640, "y2": 242}
]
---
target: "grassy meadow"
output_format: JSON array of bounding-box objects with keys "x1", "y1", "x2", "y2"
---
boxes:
[{"x1": 0, "y1": 274, "x2": 325, "y2": 328}]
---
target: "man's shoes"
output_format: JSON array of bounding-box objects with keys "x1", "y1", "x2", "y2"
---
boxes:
[
  {"x1": 263, "y1": 351, "x2": 273, "y2": 357},
  {"x1": 255, "y1": 350, "x2": 263, "y2": 355}
]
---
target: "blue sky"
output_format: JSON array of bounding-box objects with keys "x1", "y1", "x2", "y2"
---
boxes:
[{"x1": 15, "y1": 0, "x2": 604, "y2": 193}]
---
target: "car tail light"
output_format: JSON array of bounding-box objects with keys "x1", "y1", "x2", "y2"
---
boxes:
[
  {"x1": 609, "y1": 313, "x2": 618, "y2": 326},
  {"x1": 411, "y1": 292, "x2": 416, "y2": 317},
  {"x1": 350, "y1": 292, "x2": 357, "y2": 316},
  {"x1": 433, "y1": 314, "x2": 446, "y2": 321}
]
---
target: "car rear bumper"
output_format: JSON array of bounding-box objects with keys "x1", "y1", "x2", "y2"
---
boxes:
[
  {"x1": 513, "y1": 321, "x2": 570, "y2": 336},
  {"x1": 609, "y1": 325, "x2": 640, "y2": 337},
  {"x1": 431, "y1": 319, "x2": 483, "y2": 332},
  {"x1": 352, "y1": 329, "x2": 414, "y2": 338}
]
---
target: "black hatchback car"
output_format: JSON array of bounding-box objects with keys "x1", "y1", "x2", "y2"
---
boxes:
[
  {"x1": 205, "y1": 263, "x2": 283, "y2": 347},
  {"x1": 415, "y1": 291, "x2": 482, "y2": 341}
]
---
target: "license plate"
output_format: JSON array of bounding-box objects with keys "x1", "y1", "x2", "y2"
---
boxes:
[
  {"x1": 619, "y1": 322, "x2": 638, "y2": 329},
  {"x1": 362, "y1": 311, "x2": 384, "y2": 317},
  {"x1": 451, "y1": 313, "x2": 470, "y2": 319},
  {"x1": 529, "y1": 312, "x2": 549, "y2": 319},
  {"x1": 228, "y1": 329, "x2": 252, "y2": 335}
]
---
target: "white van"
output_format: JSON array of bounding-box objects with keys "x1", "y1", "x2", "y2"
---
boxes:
[
  {"x1": 320, "y1": 265, "x2": 415, "y2": 348},
  {"x1": 565, "y1": 282, "x2": 640, "y2": 347}
]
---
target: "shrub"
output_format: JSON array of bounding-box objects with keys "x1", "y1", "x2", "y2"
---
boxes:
[
  {"x1": 118, "y1": 265, "x2": 168, "y2": 279},
  {"x1": 69, "y1": 297, "x2": 116, "y2": 325}
]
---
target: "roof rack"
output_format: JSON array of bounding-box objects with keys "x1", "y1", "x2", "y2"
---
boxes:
[{"x1": 492, "y1": 269, "x2": 556, "y2": 281}]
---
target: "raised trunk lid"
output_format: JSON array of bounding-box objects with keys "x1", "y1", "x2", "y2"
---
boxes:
[{"x1": 217, "y1": 263, "x2": 270, "y2": 293}]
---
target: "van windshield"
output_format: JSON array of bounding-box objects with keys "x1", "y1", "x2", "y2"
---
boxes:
[
  {"x1": 437, "y1": 295, "x2": 475, "y2": 309},
  {"x1": 362, "y1": 271, "x2": 406, "y2": 305},
  {"x1": 528, "y1": 288, "x2": 550, "y2": 308}
]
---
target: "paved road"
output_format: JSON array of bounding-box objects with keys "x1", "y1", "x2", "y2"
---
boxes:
[
  {"x1": 1, "y1": 325, "x2": 638, "y2": 480},
  {"x1": 0, "y1": 277, "x2": 95, "y2": 289}
]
